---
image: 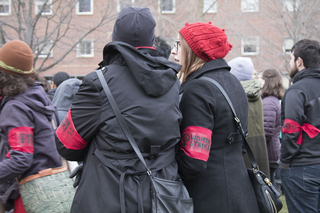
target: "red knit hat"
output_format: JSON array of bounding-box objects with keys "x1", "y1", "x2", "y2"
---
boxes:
[
  {"x1": 179, "y1": 22, "x2": 232, "y2": 61},
  {"x1": 0, "y1": 40, "x2": 34, "y2": 76}
]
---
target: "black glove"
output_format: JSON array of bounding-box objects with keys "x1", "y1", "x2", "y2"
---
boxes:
[{"x1": 69, "y1": 162, "x2": 83, "y2": 188}]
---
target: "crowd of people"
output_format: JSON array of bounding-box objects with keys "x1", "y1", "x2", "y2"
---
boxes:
[{"x1": 1, "y1": 6, "x2": 320, "y2": 213}]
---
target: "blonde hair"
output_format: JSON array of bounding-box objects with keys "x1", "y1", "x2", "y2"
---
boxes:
[{"x1": 178, "y1": 34, "x2": 207, "y2": 83}]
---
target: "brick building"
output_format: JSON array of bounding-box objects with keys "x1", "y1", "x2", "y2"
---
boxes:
[{"x1": 0, "y1": 0, "x2": 319, "y2": 87}]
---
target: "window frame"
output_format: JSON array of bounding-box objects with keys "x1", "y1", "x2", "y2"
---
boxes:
[
  {"x1": 76, "y1": 39, "x2": 94, "y2": 58},
  {"x1": 202, "y1": 0, "x2": 217, "y2": 13},
  {"x1": 283, "y1": 37, "x2": 294, "y2": 54},
  {"x1": 0, "y1": 0, "x2": 11, "y2": 16},
  {"x1": 241, "y1": 0, "x2": 259, "y2": 13},
  {"x1": 76, "y1": 0, "x2": 94, "y2": 15},
  {"x1": 35, "y1": 0, "x2": 52, "y2": 15},
  {"x1": 241, "y1": 37, "x2": 259, "y2": 56},
  {"x1": 36, "y1": 40, "x2": 54, "y2": 58},
  {"x1": 117, "y1": 0, "x2": 134, "y2": 13},
  {"x1": 283, "y1": 0, "x2": 299, "y2": 12},
  {"x1": 159, "y1": 0, "x2": 176, "y2": 14}
]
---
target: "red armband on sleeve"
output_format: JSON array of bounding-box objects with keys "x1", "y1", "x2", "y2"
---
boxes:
[
  {"x1": 56, "y1": 109, "x2": 88, "y2": 150},
  {"x1": 8, "y1": 127, "x2": 34, "y2": 153},
  {"x1": 180, "y1": 126, "x2": 212, "y2": 161}
]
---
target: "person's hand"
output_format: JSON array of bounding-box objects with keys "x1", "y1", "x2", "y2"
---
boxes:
[{"x1": 69, "y1": 163, "x2": 83, "y2": 188}]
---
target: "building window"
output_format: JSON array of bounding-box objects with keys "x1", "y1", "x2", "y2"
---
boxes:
[
  {"x1": 203, "y1": 0, "x2": 217, "y2": 13},
  {"x1": 117, "y1": 0, "x2": 134, "y2": 12},
  {"x1": 159, "y1": 0, "x2": 175, "y2": 14},
  {"x1": 0, "y1": 0, "x2": 10, "y2": 15},
  {"x1": 283, "y1": 0, "x2": 299, "y2": 12},
  {"x1": 284, "y1": 38, "x2": 293, "y2": 53},
  {"x1": 241, "y1": 0, "x2": 259, "y2": 12},
  {"x1": 77, "y1": 0, "x2": 93, "y2": 15},
  {"x1": 36, "y1": 40, "x2": 53, "y2": 58},
  {"x1": 35, "y1": 0, "x2": 52, "y2": 15},
  {"x1": 77, "y1": 39, "x2": 94, "y2": 57},
  {"x1": 241, "y1": 37, "x2": 259, "y2": 55}
]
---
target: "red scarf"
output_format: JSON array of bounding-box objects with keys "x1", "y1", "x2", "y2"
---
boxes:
[{"x1": 282, "y1": 119, "x2": 320, "y2": 145}]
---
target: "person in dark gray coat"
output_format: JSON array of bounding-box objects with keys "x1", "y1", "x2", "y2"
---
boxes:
[
  {"x1": 55, "y1": 7, "x2": 184, "y2": 213},
  {"x1": 176, "y1": 22, "x2": 259, "y2": 213}
]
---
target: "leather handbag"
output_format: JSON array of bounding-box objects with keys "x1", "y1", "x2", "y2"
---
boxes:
[
  {"x1": 200, "y1": 76, "x2": 283, "y2": 213},
  {"x1": 96, "y1": 69, "x2": 193, "y2": 213}
]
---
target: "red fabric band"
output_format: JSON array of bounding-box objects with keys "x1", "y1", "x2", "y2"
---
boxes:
[
  {"x1": 56, "y1": 110, "x2": 88, "y2": 150},
  {"x1": 180, "y1": 126, "x2": 212, "y2": 161},
  {"x1": 8, "y1": 127, "x2": 34, "y2": 153},
  {"x1": 282, "y1": 119, "x2": 320, "y2": 145},
  {"x1": 135, "y1": 46, "x2": 155, "y2": 50}
]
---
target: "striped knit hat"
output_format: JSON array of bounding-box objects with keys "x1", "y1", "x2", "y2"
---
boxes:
[
  {"x1": 179, "y1": 22, "x2": 232, "y2": 61},
  {"x1": 0, "y1": 40, "x2": 34, "y2": 76}
]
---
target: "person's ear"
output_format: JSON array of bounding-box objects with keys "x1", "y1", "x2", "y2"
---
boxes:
[{"x1": 296, "y1": 57, "x2": 305, "y2": 70}]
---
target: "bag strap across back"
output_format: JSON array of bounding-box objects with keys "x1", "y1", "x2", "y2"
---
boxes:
[
  {"x1": 200, "y1": 76, "x2": 259, "y2": 170},
  {"x1": 96, "y1": 69, "x2": 153, "y2": 176}
]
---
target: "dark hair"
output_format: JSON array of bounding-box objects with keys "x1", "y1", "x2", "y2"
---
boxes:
[
  {"x1": 0, "y1": 71, "x2": 36, "y2": 97},
  {"x1": 36, "y1": 74, "x2": 51, "y2": 93},
  {"x1": 154, "y1": 36, "x2": 171, "y2": 59},
  {"x1": 291, "y1": 39, "x2": 320, "y2": 69},
  {"x1": 260, "y1": 69, "x2": 285, "y2": 100}
]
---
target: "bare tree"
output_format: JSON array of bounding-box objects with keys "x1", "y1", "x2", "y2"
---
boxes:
[{"x1": 0, "y1": 0, "x2": 117, "y2": 72}]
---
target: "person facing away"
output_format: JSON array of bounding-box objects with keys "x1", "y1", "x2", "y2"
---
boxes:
[
  {"x1": 52, "y1": 78, "x2": 81, "y2": 123},
  {"x1": 175, "y1": 22, "x2": 259, "y2": 213},
  {"x1": 229, "y1": 57, "x2": 270, "y2": 179},
  {"x1": 279, "y1": 39, "x2": 320, "y2": 213},
  {"x1": 258, "y1": 69, "x2": 285, "y2": 188},
  {"x1": 0, "y1": 40, "x2": 62, "y2": 212},
  {"x1": 154, "y1": 36, "x2": 171, "y2": 59},
  {"x1": 47, "y1": 71, "x2": 70, "y2": 101},
  {"x1": 55, "y1": 7, "x2": 183, "y2": 213}
]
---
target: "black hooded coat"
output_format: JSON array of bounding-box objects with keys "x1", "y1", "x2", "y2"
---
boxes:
[{"x1": 55, "y1": 41, "x2": 183, "y2": 213}]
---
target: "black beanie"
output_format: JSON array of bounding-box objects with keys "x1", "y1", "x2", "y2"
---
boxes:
[
  {"x1": 112, "y1": 7, "x2": 156, "y2": 47},
  {"x1": 52, "y1": 71, "x2": 70, "y2": 87}
]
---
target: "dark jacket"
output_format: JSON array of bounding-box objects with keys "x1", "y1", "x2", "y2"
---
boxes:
[
  {"x1": 242, "y1": 79, "x2": 270, "y2": 178},
  {"x1": 176, "y1": 59, "x2": 259, "y2": 213},
  {"x1": 0, "y1": 82, "x2": 62, "y2": 183},
  {"x1": 55, "y1": 41, "x2": 182, "y2": 213},
  {"x1": 280, "y1": 68, "x2": 320, "y2": 167},
  {"x1": 47, "y1": 88, "x2": 56, "y2": 101},
  {"x1": 262, "y1": 95, "x2": 281, "y2": 165}
]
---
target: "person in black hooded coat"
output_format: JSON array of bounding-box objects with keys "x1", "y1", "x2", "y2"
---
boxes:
[{"x1": 55, "y1": 7, "x2": 184, "y2": 213}]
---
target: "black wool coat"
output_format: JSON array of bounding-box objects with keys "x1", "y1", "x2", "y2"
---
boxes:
[{"x1": 176, "y1": 59, "x2": 260, "y2": 213}]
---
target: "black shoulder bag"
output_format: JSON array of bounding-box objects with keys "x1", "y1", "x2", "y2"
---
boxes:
[
  {"x1": 200, "y1": 76, "x2": 283, "y2": 213},
  {"x1": 96, "y1": 69, "x2": 193, "y2": 213}
]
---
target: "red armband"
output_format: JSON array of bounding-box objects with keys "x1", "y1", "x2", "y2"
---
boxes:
[
  {"x1": 282, "y1": 119, "x2": 320, "y2": 145},
  {"x1": 180, "y1": 126, "x2": 212, "y2": 161},
  {"x1": 56, "y1": 109, "x2": 88, "y2": 150},
  {"x1": 8, "y1": 127, "x2": 34, "y2": 153}
]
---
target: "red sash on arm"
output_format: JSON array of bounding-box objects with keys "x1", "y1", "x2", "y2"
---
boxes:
[
  {"x1": 180, "y1": 126, "x2": 212, "y2": 161},
  {"x1": 282, "y1": 119, "x2": 320, "y2": 145}
]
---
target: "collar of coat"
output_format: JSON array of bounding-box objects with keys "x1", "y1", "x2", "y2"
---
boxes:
[
  {"x1": 180, "y1": 58, "x2": 230, "y2": 94},
  {"x1": 292, "y1": 68, "x2": 320, "y2": 84}
]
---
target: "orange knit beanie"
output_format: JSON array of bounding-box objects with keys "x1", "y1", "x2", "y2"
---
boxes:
[{"x1": 0, "y1": 40, "x2": 34, "y2": 75}]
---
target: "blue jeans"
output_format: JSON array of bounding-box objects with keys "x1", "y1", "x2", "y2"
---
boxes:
[{"x1": 281, "y1": 164, "x2": 320, "y2": 213}]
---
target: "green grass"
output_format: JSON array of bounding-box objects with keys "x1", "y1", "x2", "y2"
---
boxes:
[{"x1": 279, "y1": 195, "x2": 288, "y2": 213}]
